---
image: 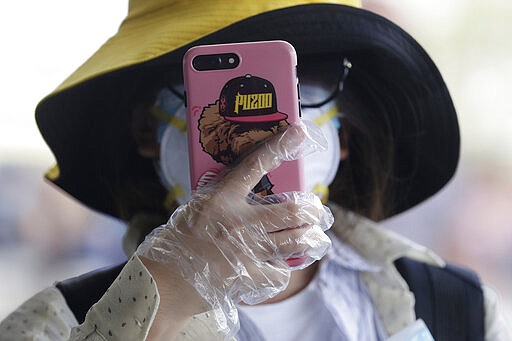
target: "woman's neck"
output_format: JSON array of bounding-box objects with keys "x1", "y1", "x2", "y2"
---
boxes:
[{"x1": 262, "y1": 261, "x2": 319, "y2": 304}]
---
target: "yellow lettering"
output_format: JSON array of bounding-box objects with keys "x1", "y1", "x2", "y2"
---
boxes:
[
  {"x1": 251, "y1": 94, "x2": 260, "y2": 109},
  {"x1": 263, "y1": 93, "x2": 272, "y2": 108},
  {"x1": 234, "y1": 92, "x2": 244, "y2": 114},
  {"x1": 233, "y1": 92, "x2": 273, "y2": 114}
]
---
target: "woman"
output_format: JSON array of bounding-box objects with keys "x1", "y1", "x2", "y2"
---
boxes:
[{"x1": 0, "y1": 1, "x2": 509, "y2": 340}]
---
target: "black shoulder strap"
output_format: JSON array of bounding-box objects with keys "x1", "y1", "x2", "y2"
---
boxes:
[
  {"x1": 56, "y1": 262, "x2": 127, "y2": 324},
  {"x1": 395, "y1": 257, "x2": 484, "y2": 341}
]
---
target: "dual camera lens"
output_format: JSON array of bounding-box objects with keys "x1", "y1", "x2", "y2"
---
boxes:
[{"x1": 192, "y1": 53, "x2": 240, "y2": 71}]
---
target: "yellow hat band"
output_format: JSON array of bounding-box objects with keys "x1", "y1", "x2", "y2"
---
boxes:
[{"x1": 54, "y1": 0, "x2": 360, "y2": 96}]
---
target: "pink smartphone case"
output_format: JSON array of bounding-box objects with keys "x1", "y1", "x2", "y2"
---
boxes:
[{"x1": 183, "y1": 40, "x2": 304, "y2": 194}]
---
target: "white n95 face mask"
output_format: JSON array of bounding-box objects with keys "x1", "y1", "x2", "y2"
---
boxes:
[
  {"x1": 152, "y1": 87, "x2": 191, "y2": 206},
  {"x1": 300, "y1": 84, "x2": 341, "y2": 202},
  {"x1": 154, "y1": 84, "x2": 341, "y2": 206}
]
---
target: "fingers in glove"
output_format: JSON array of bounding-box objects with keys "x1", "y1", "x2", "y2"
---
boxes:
[
  {"x1": 221, "y1": 125, "x2": 306, "y2": 195},
  {"x1": 246, "y1": 192, "x2": 327, "y2": 232}
]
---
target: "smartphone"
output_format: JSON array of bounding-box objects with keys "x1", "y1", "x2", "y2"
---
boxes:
[{"x1": 183, "y1": 40, "x2": 304, "y2": 196}]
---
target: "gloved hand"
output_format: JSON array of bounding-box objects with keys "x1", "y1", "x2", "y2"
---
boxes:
[{"x1": 137, "y1": 121, "x2": 334, "y2": 338}]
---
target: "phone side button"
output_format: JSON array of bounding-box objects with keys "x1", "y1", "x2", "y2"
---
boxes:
[{"x1": 297, "y1": 83, "x2": 301, "y2": 117}]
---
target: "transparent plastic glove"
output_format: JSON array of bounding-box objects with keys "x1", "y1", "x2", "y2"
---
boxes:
[{"x1": 137, "y1": 122, "x2": 334, "y2": 338}]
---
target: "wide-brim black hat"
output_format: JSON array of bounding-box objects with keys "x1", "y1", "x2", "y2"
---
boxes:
[{"x1": 35, "y1": 0, "x2": 459, "y2": 220}]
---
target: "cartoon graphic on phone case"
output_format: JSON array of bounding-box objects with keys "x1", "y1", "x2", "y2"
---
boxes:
[{"x1": 198, "y1": 74, "x2": 289, "y2": 197}]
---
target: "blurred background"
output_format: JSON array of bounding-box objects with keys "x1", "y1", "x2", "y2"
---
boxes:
[{"x1": 0, "y1": 0, "x2": 510, "y2": 327}]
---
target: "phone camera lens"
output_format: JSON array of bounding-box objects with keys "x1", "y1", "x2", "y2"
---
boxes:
[{"x1": 192, "y1": 53, "x2": 239, "y2": 71}]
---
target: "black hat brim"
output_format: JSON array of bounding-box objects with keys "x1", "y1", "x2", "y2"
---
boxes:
[{"x1": 36, "y1": 4, "x2": 459, "y2": 219}]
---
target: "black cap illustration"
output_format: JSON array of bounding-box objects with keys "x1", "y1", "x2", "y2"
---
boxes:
[{"x1": 219, "y1": 74, "x2": 288, "y2": 123}]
